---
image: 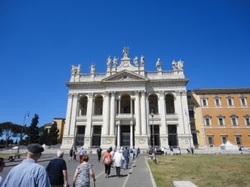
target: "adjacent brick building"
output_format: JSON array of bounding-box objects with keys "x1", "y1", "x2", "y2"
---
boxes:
[{"x1": 189, "y1": 88, "x2": 250, "y2": 148}]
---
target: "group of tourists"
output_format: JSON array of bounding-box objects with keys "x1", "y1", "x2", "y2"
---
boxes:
[
  {"x1": 0, "y1": 144, "x2": 141, "y2": 187},
  {"x1": 0, "y1": 144, "x2": 96, "y2": 187}
]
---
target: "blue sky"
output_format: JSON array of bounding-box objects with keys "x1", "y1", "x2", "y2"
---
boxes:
[{"x1": 0, "y1": 0, "x2": 249, "y2": 127}]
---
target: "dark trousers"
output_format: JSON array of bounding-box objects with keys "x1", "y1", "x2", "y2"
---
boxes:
[
  {"x1": 104, "y1": 164, "x2": 111, "y2": 175},
  {"x1": 116, "y1": 167, "x2": 121, "y2": 177}
]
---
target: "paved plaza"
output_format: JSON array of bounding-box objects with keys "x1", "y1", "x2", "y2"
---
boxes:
[{"x1": 1, "y1": 152, "x2": 156, "y2": 187}]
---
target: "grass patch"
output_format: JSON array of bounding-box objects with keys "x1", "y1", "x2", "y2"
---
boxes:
[{"x1": 148, "y1": 154, "x2": 250, "y2": 187}]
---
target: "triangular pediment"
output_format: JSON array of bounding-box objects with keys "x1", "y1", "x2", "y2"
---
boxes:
[{"x1": 102, "y1": 70, "x2": 149, "y2": 82}]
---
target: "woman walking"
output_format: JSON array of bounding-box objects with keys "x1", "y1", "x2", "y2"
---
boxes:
[
  {"x1": 102, "y1": 149, "x2": 113, "y2": 178},
  {"x1": 73, "y1": 155, "x2": 96, "y2": 187}
]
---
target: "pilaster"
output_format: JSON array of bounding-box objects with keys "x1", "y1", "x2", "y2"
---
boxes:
[{"x1": 84, "y1": 93, "x2": 93, "y2": 148}]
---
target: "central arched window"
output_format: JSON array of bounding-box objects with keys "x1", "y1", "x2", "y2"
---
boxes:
[
  {"x1": 121, "y1": 94, "x2": 131, "y2": 114},
  {"x1": 148, "y1": 94, "x2": 158, "y2": 114},
  {"x1": 165, "y1": 94, "x2": 175, "y2": 114},
  {"x1": 78, "y1": 96, "x2": 87, "y2": 116},
  {"x1": 94, "y1": 95, "x2": 103, "y2": 115}
]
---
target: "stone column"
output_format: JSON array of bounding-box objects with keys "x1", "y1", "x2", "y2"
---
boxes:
[
  {"x1": 158, "y1": 91, "x2": 168, "y2": 147},
  {"x1": 141, "y1": 91, "x2": 147, "y2": 135},
  {"x1": 130, "y1": 123, "x2": 133, "y2": 148},
  {"x1": 110, "y1": 92, "x2": 116, "y2": 136},
  {"x1": 176, "y1": 90, "x2": 192, "y2": 147},
  {"x1": 84, "y1": 93, "x2": 93, "y2": 149},
  {"x1": 102, "y1": 92, "x2": 110, "y2": 135},
  {"x1": 117, "y1": 124, "x2": 120, "y2": 148},
  {"x1": 61, "y1": 93, "x2": 77, "y2": 149},
  {"x1": 135, "y1": 91, "x2": 141, "y2": 135}
]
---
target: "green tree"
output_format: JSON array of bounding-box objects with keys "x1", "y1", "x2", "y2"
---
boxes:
[
  {"x1": 0, "y1": 122, "x2": 19, "y2": 147},
  {"x1": 38, "y1": 126, "x2": 49, "y2": 145},
  {"x1": 47, "y1": 122, "x2": 59, "y2": 145},
  {"x1": 28, "y1": 114, "x2": 40, "y2": 144}
]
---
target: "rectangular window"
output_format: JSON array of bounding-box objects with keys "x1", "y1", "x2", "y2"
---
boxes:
[
  {"x1": 246, "y1": 117, "x2": 250, "y2": 126},
  {"x1": 241, "y1": 98, "x2": 247, "y2": 106},
  {"x1": 202, "y1": 99, "x2": 207, "y2": 106},
  {"x1": 232, "y1": 117, "x2": 237, "y2": 126},
  {"x1": 92, "y1": 126, "x2": 102, "y2": 147},
  {"x1": 235, "y1": 136, "x2": 241, "y2": 145},
  {"x1": 76, "y1": 126, "x2": 85, "y2": 146},
  {"x1": 222, "y1": 136, "x2": 227, "y2": 144},
  {"x1": 219, "y1": 118, "x2": 224, "y2": 126},
  {"x1": 227, "y1": 98, "x2": 233, "y2": 106},
  {"x1": 208, "y1": 136, "x2": 214, "y2": 146},
  {"x1": 205, "y1": 118, "x2": 210, "y2": 126},
  {"x1": 215, "y1": 98, "x2": 220, "y2": 106}
]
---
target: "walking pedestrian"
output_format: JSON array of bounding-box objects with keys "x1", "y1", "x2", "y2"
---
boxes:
[
  {"x1": 46, "y1": 150, "x2": 68, "y2": 187},
  {"x1": 2, "y1": 143, "x2": 51, "y2": 187},
  {"x1": 69, "y1": 147, "x2": 74, "y2": 162},
  {"x1": 122, "y1": 147, "x2": 129, "y2": 170},
  {"x1": 79, "y1": 147, "x2": 85, "y2": 164},
  {"x1": 97, "y1": 147, "x2": 102, "y2": 163},
  {"x1": 73, "y1": 155, "x2": 96, "y2": 187},
  {"x1": 73, "y1": 147, "x2": 77, "y2": 162},
  {"x1": 113, "y1": 149, "x2": 124, "y2": 178},
  {"x1": 102, "y1": 149, "x2": 113, "y2": 178}
]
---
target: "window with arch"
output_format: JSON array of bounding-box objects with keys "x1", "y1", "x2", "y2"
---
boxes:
[
  {"x1": 221, "y1": 135, "x2": 228, "y2": 144},
  {"x1": 214, "y1": 96, "x2": 221, "y2": 106},
  {"x1": 120, "y1": 94, "x2": 131, "y2": 114},
  {"x1": 207, "y1": 135, "x2": 214, "y2": 146},
  {"x1": 227, "y1": 96, "x2": 234, "y2": 106},
  {"x1": 94, "y1": 95, "x2": 103, "y2": 115},
  {"x1": 148, "y1": 94, "x2": 158, "y2": 114},
  {"x1": 204, "y1": 115, "x2": 212, "y2": 126},
  {"x1": 244, "y1": 115, "x2": 250, "y2": 126},
  {"x1": 78, "y1": 95, "x2": 88, "y2": 116},
  {"x1": 235, "y1": 135, "x2": 242, "y2": 145},
  {"x1": 217, "y1": 115, "x2": 225, "y2": 126},
  {"x1": 165, "y1": 94, "x2": 175, "y2": 114},
  {"x1": 240, "y1": 95, "x2": 247, "y2": 106},
  {"x1": 201, "y1": 96, "x2": 208, "y2": 106},
  {"x1": 230, "y1": 114, "x2": 238, "y2": 126}
]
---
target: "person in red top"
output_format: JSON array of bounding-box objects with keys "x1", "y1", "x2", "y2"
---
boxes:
[{"x1": 102, "y1": 149, "x2": 113, "y2": 178}]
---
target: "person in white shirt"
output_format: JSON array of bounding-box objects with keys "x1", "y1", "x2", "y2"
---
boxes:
[{"x1": 113, "y1": 149, "x2": 125, "y2": 178}]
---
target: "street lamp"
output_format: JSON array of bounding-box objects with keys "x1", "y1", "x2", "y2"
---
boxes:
[
  {"x1": 18, "y1": 112, "x2": 29, "y2": 153},
  {"x1": 151, "y1": 109, "x2": 156, "y2": 163}
]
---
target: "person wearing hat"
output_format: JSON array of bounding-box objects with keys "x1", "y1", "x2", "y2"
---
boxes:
[{"x1": 2, "y1": 143, "x2": 51, "y2": 187}]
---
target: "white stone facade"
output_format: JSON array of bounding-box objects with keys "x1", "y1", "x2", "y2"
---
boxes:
[{"x1": 61, "y1": 48, "x2": 192, "y2": 152}]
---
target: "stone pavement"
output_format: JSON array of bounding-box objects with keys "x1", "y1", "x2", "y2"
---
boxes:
[{"x1": 3, "y1": 153, "x2": 156, "y2": 187}]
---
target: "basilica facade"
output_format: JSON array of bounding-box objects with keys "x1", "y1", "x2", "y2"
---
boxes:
[{"x1": 61, "y1": 48, "x2": 192, "y2": 152}]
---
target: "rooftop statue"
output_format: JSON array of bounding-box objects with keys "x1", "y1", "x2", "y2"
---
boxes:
[
  {"x1": 71, "y1": 64, "x2": 81, "y2": 75},
  {"x1": 90, "y1": 64, "x2": 95, "y2": 74},
  {"x1": 113, "y1": 57, "x2": 118, "y2": 67},
  {"x1": 107, "y1": 56, "x2": 112, "y2": 67},
  {"x1": 177, "y1": 60, "x2": 184, "y2": 70},
  {"x1": 123, "y1": 47, "x2": 129, "y2": 58},
  {"x1": 172, "y1": 60, "x2": 184, "y2": 70},
  {"x1": 133, "y1": 56, "x2": 138, "y2": 66},
  {"x1": 140, "y1": 55, "x2": 145, "y2": 67},
  {"x1": 172, "y1": 60, "x2": 178, "y2": 70},
  {"x1": 156, "y1": 58, "x2": 162, "y2": 71}
]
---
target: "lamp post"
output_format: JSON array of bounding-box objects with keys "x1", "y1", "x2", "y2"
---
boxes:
[
  {"x1": 151, "y1": 109, "x2": 156, "y2": 163},
  {"x1": 18, "y1": 112, "x2": 29, "y2": 153}
]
